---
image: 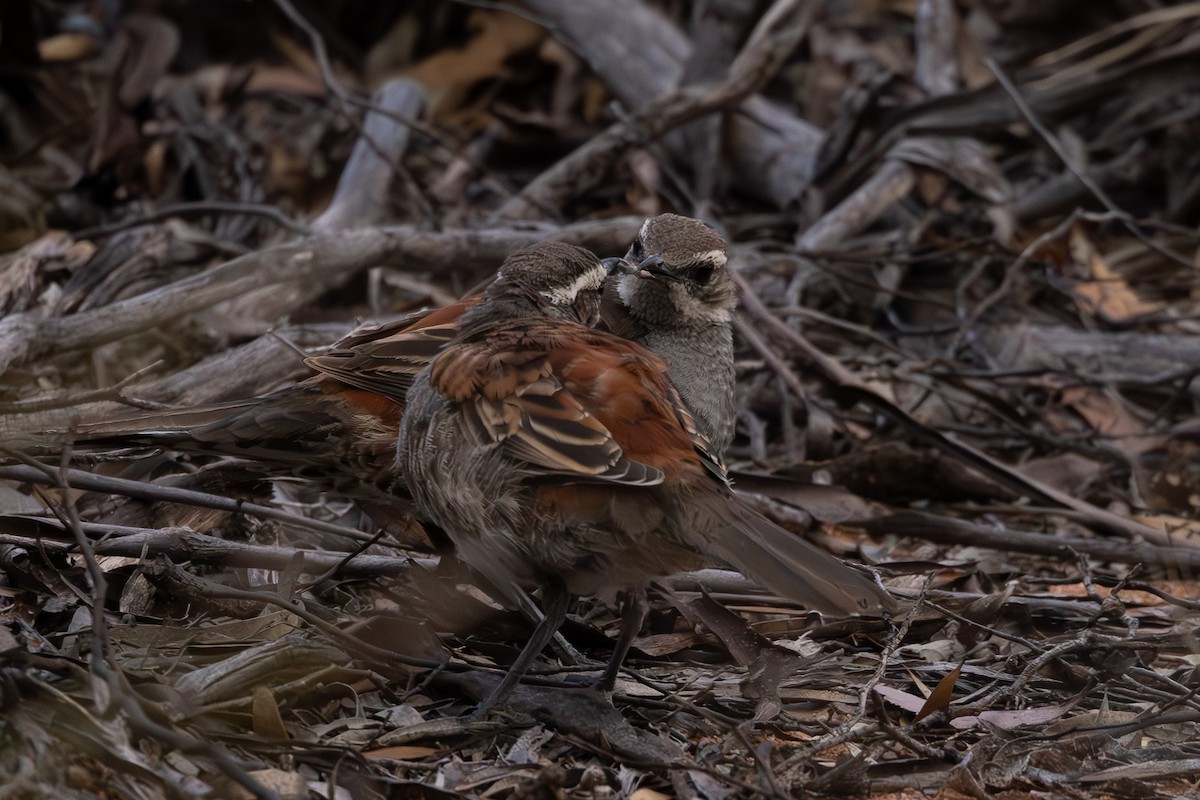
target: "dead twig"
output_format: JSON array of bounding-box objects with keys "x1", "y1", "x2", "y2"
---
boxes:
[
  {"x1": 0, "y1": 518, "x2": 433, "y2": 578},
  {"x1": 39, "y1": 444, "x2": 277, "y2": 800},
  {"x1": 523, "y1": 0, "x2": 823, "y2": 206},
  {"x1": 734, "y1": 272, "x2": 1188, "y2": 548},
  {"x1": 984, "y1": 56, "x2": 1192, "y2": 268},
  {"x1": 862, "y1": 510, "x2": 1200, "y2": 568},
  {"x1": 0, "y1": 360, "x2": 163, "y2": 415},
  {"x1": 0, "y1": 460, "x2": 381, "y2": 544},
  {"x1": 73, "y1": 201, "x2": 313, "y2": 239},
  {"x1": 495, "y1": 0, "x2": 817, "y2": 220},
  {"x1": 313, "y1": 78, "x2": 428, "y2": 232}
]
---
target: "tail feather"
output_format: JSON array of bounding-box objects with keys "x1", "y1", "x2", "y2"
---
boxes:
[
  {"x1": 70, "y1": 401, "x2": 264, "y2": 443},
  {"x1": 56, "y1": 389, "x2": 359, "y2": 471},
  {"x1": 680, "y1": 494, "x2": 897, "y2": 615}
]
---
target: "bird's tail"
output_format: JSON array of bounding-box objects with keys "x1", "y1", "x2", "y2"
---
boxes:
[
  {"x1": 33, "y1": 386, "x2": 360, "y2": 472},
  {"x1": 68, "y1": 400, "x2": 263, "y2": 445},
  {"x1": 677, "y1": 493, "x2": 897, "y2": 615}
]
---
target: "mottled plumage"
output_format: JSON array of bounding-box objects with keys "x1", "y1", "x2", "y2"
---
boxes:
[
  {"x1": 64, "y1": 217, "x2": 739, "y2": 513},
  {"x1": 400, "y1": 241, "x2": 894, "y2": 713}
]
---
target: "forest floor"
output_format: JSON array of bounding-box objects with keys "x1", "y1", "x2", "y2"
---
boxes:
[{"x1": 3, "y1": 1, "x2": 1200, "y2": 798}]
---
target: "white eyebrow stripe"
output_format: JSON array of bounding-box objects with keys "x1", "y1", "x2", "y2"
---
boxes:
[
  {"x1": 692, "y1": 250, "x2": 727, "y2": 266},
  {"x1": 540, "y1": 263, "x2": 607, "y2": 304},
  {"x1": 638, "y1": 218, "x2": 652, "y2": 240}
]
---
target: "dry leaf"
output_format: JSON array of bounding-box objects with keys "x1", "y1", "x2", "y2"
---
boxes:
[
  {"x1": 630, "y1": 790, "x2": 672, "y2": 800},
  {"x1": 1133, "y1": 514, "x2": 1200, "y2": 543},
  {"x1": 364, "y1": 745, "x2": 440, "y2": 760},
  {"x1": 950, "y1": 694, "x2": 1083, "y2": 730},
  {"x1": 874, "y1": 684, "x2": 926, "y2": 715},
  {"x1": 1069, "y1": 226, "x2": 1160, "y2": 321},
  {"x1": 913, "y1": 661, "x2": 962, "y2": 723},
  {"x1": 252, "y1": 686, "x2": 289, "y2": 740},
  {"x1": 247, "y1": 769, "x2": 307, "y2": 800},
  {"x1": 405, "y1": 10, "x2": 543, "y2": 90},
  {"x1": 402, "y1": 9, "x2": 544, "y2": 123},
  {"x1": 38, "y1": 33, "x2": 100, "y2": 62}
]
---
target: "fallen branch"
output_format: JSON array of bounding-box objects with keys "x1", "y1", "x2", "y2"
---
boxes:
[
  {"x1": 524, "y1": 0, "x2": 824, "y2": 206},
  {"x1": 862, "y1": 510, "x2": 1200, "y2": 570},
  {"x1": 0, "y1": 462, "x2": 379, "y2": 543},
  {"x1": 495, "y1": 0, "x2": 816, "y2": 220},
  {"x1": 0, "y1": 518, "x2": 431, "y2": 578}
]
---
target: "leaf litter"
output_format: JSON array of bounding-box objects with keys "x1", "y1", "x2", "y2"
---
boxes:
[{"x1": 2, "y1": 1, "x2": 1200, "y2": 797}]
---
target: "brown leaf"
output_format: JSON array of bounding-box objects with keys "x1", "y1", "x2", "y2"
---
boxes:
[
  {"x1": 402, "y1": 10, "x2": 544, "y2": 121},
  {"x1": 913, "y1": 661, "x2": 963, "y2": 723},
  {"x1": 1058, "y1": 386, "x2": 1159, "y2": 458},
  {"x1": 364, "y1": 745, "x2": 440, "y2": 760},
  {"x1": 37, "y1": 33, "x2": 100, "y2": 62},
  {"x1": 243, "y1": 65, "x2": 327, "y2": 97},
  {"x1": 251, "y1": 686, "x2": 289, "y2": 740},
  {"x1": 1068, "y1": 226, "x2": 1161, "y2": 321}
]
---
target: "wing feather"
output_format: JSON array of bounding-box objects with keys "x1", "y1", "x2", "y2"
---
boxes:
[
  {"x1": 430, "y1": 321, "x2": 665, "y2": 487},
  {"x1": 306, "y1": 301, "x2": 479, "y2": 399}
]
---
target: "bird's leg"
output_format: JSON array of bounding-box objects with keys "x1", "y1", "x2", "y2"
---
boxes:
[
  {"x1": 594, "y1": 584, "x2": 648, "y2": 691},
  {"x1": 510, "y1": 585, "x2": 586, "y2": 666},
  {"x1": 467, "y1": 558, "x2": 585, "y2": 666},
  {"x1": 471, "y1": 578, "x2": 571, "y2": 718}
]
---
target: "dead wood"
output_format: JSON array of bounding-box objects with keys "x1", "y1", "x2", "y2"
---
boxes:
[
  {"x1": 4, "y1": 3, "x2": 1200, "y2": 798},
  {"x1": 862, "y1": 510, "x2": 1200, "y2": 571},
  {"x1": 495, "y1": 0, "x2": 817, "y2": 221},
  {"x1": 314, "y1": 78, "x2": 428, "y2": 233},
  {"x1": 0, "y1": 518, "x2": 429, "y2": 578},
  {"x1": 524, "y1": 0, "x2": 824, "y2": 206},
  {"x1": 983, "y1": 324, "x2": 1200, "y2": 377}
]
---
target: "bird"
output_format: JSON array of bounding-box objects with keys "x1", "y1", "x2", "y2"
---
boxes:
[
  {"x1": 398, "y1": 240, "x2": 895, "y2": 714},
  {"x1": 63, "y1": 215, "x2": 740, "y2": 508},
  {"x1": 602, "y1": 213, "x2": 737, "y2": 456}
]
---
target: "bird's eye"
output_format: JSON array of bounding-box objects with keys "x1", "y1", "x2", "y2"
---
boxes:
[
  {"x1": 690, "y1": 265, "x2": 714, "y2": 285},
  {"x1": 628, "y1": 238, "x2": 644, "y2": 259}
]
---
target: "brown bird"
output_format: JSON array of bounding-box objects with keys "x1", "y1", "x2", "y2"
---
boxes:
[
  {"x1": 602, "y1": 213, "x2": 737, "y2": 455},
  {"x1": 66, "y1": 216, "x2": 739, "y2": 510},
  {"x1": 399, "y1": 240, "x2": 895, "y2": 713}
]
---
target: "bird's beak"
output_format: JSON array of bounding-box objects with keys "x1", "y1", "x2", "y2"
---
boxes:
[
  {"x1": 601, "y1": 256, "x2": 626, "y2": 274},
  {"x1": 635, "y1": 254, "x2": 683, "y2": 282}
]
